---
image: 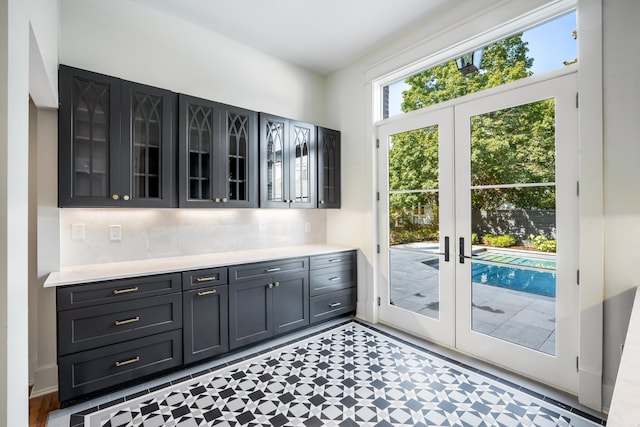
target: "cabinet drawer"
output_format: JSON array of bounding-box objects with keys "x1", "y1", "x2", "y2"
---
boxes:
[
  {"x1": 310, "y1": 288, "x2": 356, "y2": 324},
  {"x1": 310, "y1": 251, "x2": 355, "y2": 270},
  {"x1": 182, "y1": 267, "x2": 227, "y2": 290},
  {"x1": 57, "y1": 273, "x2": 182, "y2": 310},
  {"x1": 310, "y1": 266, "x2": 355, "y2": 296},
  {"x1": 58, "y1": 330, "x2": 182, "y2": 403},
  {"x1": 58, "y1": 293, "x2": 182, "y2": 356},
  {"x1": 229, "y1": 257, "x2": 308, "y2": 283}
]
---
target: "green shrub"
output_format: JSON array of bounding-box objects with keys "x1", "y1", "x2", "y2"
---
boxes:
[
  {"x1": 529, "y1": 234, "x2": 556, "y2": 252},
  {"x1": 482, "y1": 234, "x2": 516, "y2": 248},
  {"x1": 471, "y1": 232, "x2": 479, "y2": 245}
]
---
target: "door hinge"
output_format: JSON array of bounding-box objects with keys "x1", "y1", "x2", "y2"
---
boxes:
[
  {"x1": 377, "y1": 297, "x2": 381, "y2": 306},
  {"x1": 377, "y1": 192, "x2": 380, "y2": 201},
  {"x1": 377, "y1": 244, "x2": 380, "y2": 254},
  {"x1": 376, "y1": 138, "x2": 380, "y2": 148},
  {"x1": 577, "y1": 269, "x2": 580, "y2": 285},
  {"x1": 576, "y1": 356, "x2": 580, "y2": 373},
  {"x1": 576, "y1": 92, "x2": 579, "y2": 108},
  {"x1": 577, "y1": 181, "x2": 580, "y2": 197}
]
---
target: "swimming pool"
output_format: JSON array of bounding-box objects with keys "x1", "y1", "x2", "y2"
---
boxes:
[
  {"x1": 472, "y1": 250, "x2": 556, "y2": 297},
  {"x1": 473, "y1": 251, "x2": 556, "y2": 270}
]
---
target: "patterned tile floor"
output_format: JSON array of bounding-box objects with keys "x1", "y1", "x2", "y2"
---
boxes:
[{"x1": 64, "y1": 320, "x2": 606, "y2": 427}]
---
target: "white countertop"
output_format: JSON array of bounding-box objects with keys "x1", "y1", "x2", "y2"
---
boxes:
[
  {"x1": 44, "y1": 244, "x2": 356, "y2": 287},
  {"x1": 608, "y1": 286, "x2": 640, "y2": 426}
]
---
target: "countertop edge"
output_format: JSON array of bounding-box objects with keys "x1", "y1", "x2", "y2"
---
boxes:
[{"x1": 44, "y1": 244, "x2": 357, "y2": 288}]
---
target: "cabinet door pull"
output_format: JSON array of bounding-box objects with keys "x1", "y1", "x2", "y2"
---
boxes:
[
  {"x1": 196, "y1": 276, "x2": 217, "y2": 282},
  {"x1": 328, "y1": 277, "x2": 341, "y2": 281},
  {"x1": 274, "y1": 281, "x2": 280, "y2": 287},
  {"x1": 114, "y1": 316, "x2": 140, "y2": 326},
  {"x1": 197, "y1": 289, "x2": 217, "y2": 296},
  {"x1": 329, "y1": 302, "x2": 342, "y2": 308},
  {"x1": 115, "y1": 356, "x2": 140, "y2": 367},
  {"x1": 328, "y1": 258, "x2": 341, "y2": 263},
  {"x1": 265, "y1": 267, "x2": 281, "y2": 273},
  {"x1": 113, "y1": 286, "x2": 139, "y2": 295}
]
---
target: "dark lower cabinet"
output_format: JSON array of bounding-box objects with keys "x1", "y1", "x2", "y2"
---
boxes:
[
  {"x1": 229, "y1": 262, "x2": 309, "y2": 350},
  {"x1": 229, "y1": 277, "x2": 273, "y2": 349},
  {"x1": 273, "y1": 272, "x2": 310, "y2": 335},
  {"x1": 57, "y1": 251, "x2": 355, "y2": 404},
  {"x1": 309, "y1": 250, "x2": 356, "y2": 324},
  {"x1": 183, "y1": 284, "x2": 229, "y2": 364},
  {"x1": 58, "y1": 329, "x2": 182, "y2": 403}
]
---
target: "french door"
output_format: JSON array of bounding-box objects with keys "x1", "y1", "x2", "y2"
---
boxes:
[{"x1": 377, "y1": 72, "x2": 579, "y2": 392}]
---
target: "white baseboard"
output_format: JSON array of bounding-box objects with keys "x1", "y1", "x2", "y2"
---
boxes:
[{"x1": 30, "y1": 364, "x2": 58, "y2": 398}]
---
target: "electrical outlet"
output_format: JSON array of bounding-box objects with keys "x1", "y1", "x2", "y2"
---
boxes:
[
  {"x1": 71, "y1": 223, "x2": 85, "y2": 240},
  {"x1": 109, "y1": 225, "x2": 121, "y2": 241}
]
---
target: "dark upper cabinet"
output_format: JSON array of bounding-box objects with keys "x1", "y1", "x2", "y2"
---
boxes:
[
  {"x1": 120, "y1": 81, "x2": 176, "y2": 207},
  {"x1": 178, "y1": 95, "x2": 258, "y2": 208},
  {"x1": 259, "y1": 113, "x2": 316, "y2": 208},
  {"x1": 58, "y1": 65, "x2": 176, "y2": 207},
  {"x1": 317, "y1": 127, "x2": 341, "y2": 209}
]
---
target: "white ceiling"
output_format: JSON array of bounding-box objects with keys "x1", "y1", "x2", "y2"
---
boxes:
[{"x1": 130, "y1": 0, "x2": 464, "y2": 75}]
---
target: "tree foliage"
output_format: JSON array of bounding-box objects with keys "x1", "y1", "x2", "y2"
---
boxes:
[{"x1": 388, "y1": 33, "x2": 556, "y2": 237}]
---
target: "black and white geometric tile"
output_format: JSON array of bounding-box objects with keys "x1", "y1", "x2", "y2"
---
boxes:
[{"x1": 77, "y1": 321, "x2": 605, "y2": 426}]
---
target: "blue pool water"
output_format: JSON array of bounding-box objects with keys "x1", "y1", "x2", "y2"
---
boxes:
[{"x1": 472, "y1": 259, "x2": 556, "y2": 298}]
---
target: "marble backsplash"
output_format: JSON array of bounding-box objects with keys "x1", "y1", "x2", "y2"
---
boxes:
[{"x1": 59, "y1": 208, "x2": 327, "y2": 267}]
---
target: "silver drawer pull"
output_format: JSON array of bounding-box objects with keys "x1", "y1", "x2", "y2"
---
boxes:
[
  {"x1": 114, "y1": 316, "x2": 140, "y2": 326},
  {"x1": 329, "y1": 302, "x2": 342, "y2": 308},
  {"x1": 265, "y1": 267, "x2": 281, "y2": 273},
  {"x1": 196, "y1": 276, "x2": 217, "y2": 282},
  {"x1": 113, "y1": 286, "x2": 139, "y2": 295},
  {"x1": 115, "y1": 356, "x2": 140, "y2": 367},
  {"x1": 328, "y1": 258, "x2": 341, "y2": 263},
  {"x1": 197, "y1": 289, "x2": 217, "y2": 296},
  {"x1": 329, "y1": 277, "x2": 341, "y2": 281}
]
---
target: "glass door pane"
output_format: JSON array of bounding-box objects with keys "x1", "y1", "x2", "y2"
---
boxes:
[
  {"x1": 388, "y1": 126, "x2": 441, "y2": 320},
  {"x1": 73, "y1": 78, "x2": 110, "y2": 198},
  {"x1": 469, "y1": 99, "x2": 558, "y2": 355},
  {"x1": 377, "y1": 107, "x2": 455, "y2": 347}
]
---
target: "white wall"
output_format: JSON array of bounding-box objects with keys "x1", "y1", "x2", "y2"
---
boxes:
[
  {"x1": 59, "y1": 0, "x2": 326, "y2": 124},
  {"x1": 1, "y1": 0, "x2": 31, "y2": 424},
  {"x1": 59, "y1": 209, "x2": 327, "y2": 266},
  {"x1": 601, "y1": 0, "x2": 640, "y2": 409},
  {"x1": 29, "y1": 0, "x2": 58, "y2": 108}
]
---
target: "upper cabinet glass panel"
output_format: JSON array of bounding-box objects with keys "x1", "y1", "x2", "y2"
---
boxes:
[{"x1": 72, "y1": 78, "x2": 111, "y2": 198}]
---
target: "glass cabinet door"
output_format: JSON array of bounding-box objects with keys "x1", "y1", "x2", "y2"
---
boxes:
[
  {"x1": 259, "y1": 114, "x2": 317, "y2": 208},
  {"x1": 121, "y1": 81, "x2": 175, "y2": 207},
  {"x1": 260, "y1": 114, "x2": 288, "y2": 208},
  {"x1": 289, "y1": 120, "x2": 316, "y2": 209},
  {"x1": 221, "y1": 105, "x2": 258, "y2": 208},
  {"x1": 179, "y1": 96, "x2": 216, "y2": 207},
  {"x1": 317, "y1": 127, "x2": 341, "y2": 209},
  {"x1": 58, "y1": 66, "x2": 121, "y2": 207}
]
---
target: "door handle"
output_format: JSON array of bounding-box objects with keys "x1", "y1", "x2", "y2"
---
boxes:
[
  {"x1": 459, "y1": 237, "x2": 473, "y2": 263},
  {"x1": 444, "y1": 236, "x2": 450, "y2": 262},
  {"x1": 432, "y1": 236, "x2": 450, "y2": 262}
]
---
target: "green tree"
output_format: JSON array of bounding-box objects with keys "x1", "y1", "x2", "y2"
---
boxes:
[{"x1": 389, "y1": 33, "x2": 556, "y2": 222}]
